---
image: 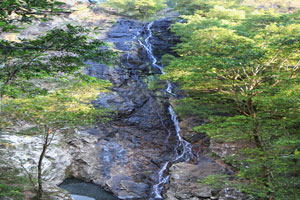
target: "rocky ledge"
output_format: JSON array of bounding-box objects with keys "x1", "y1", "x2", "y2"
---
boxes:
[{"x1": 164, "y1": 161, "x2": 248, "y2": 200}]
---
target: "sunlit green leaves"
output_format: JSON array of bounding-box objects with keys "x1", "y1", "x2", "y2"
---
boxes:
[
  {"x1": 106, "y1": 0, "x2": 167, "y2": 18},
  {"x1": 0, "y1": 24, "x2": 117, "y2": 96},
  {"x1": 0, "y1": 77, "x2": 113, "y2": 131},
  {"x1": 166, "y1": 0, "x2": 300, "y2": 199},
  {"x1": 0, "y1": 0, "x2": 66, "y2": 32}
]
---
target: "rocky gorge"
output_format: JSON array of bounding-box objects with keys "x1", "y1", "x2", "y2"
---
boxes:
[{"x1": 0, "y1": 6, "x2": 247, "y2": 200}]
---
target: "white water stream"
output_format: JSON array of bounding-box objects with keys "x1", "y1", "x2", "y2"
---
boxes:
[{"x1": 138, "y1": 21, "x2": 193, "y2": 199}]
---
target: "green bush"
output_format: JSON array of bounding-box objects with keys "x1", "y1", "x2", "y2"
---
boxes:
[
  {"x1": 106, "y1": 0, "x2": 167, "y2": 18},
  {"x1": 0, "y1": 184, "x2": 23, "y2": 200}
]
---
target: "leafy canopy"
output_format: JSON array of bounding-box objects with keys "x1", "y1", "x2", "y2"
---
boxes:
[
  {"x1": 0, "y1": 24, "x2": 116, "y2": 97},
  {"x1": 0, "y1": 76, "x2": 113, "y2": 131},
  {"x1": 163, "y1": 0, "x2": 300, "y2": 199},
  {"x1": 0, "y1": 0, "x2": 117, "y2": 97},
  {"x1": 0, "y1": 0, "x2": 65, "y2": 32},
  {"x1": 1, "y1": 0, "x2": 117, "y2": 198},
  {"x1": 106, "y1": 0, "x2": 167, "y2": 18}
]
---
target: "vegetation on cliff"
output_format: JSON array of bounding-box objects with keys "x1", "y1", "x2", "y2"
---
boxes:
[
  {"x1": 104, "y1": 0, "x2": 168, "y2": 18},
  {"x1": 163, "y1": 0, "x2": 300, "y2": 199},
  {"x1": 1, "y1": 0, "x2": 115, "y2": 199}
]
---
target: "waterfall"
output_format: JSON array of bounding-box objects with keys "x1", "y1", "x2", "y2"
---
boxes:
[{"x1": 138, "y1": 21, "x2": 193, "y2": 199}]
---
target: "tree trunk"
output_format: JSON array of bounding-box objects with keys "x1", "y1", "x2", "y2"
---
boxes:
[
  {"x1": 37, "y1": 126, "x2": 50, "y2": 199},
  {"x1": 247, "y1": 98, "x2": 263, "y2": 149}
]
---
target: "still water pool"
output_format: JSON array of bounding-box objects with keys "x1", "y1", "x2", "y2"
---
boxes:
[{"x1": 59, "y1": 178, "x2": 118, "y2": 200}]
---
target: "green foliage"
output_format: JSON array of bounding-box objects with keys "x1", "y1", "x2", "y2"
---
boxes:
[
  {"x1": 0, "y1": 76, "x2": 114, "y2": 198},
  {"x1": 0, "y1": 0, "x2": 117, "y2": 97},
  {"x1": 0, "y1": 76, "x2": 113, "y2": 131},
  {"x1": 0, "y1": 184, "x2": 23, "y2": 200},
  {"x1": 198, "y1": 174, "x2": 229, "y2": 190},
  {"x1": 0, "y1": 161, "x2": 28, "y2": 200},
  {"x1": 106, "y1": 0, "x2": 167, "y2": 18},
  {"x1": 174, "y1": 0, "x2": 240, "y2": 15},
  {"x1": 147, "y1": 78, "x2": 166, "y2": 91},
  {"x1": 0, "y1": 24, "x2": 117, "y2": 97},
  {"x1": 0, "y1": 0, "x2": 65, "y2": 32},
  {"x1": 164, "y1": 0, "x2": 300, "y2": 199},
  {"x1": 0, "y1": 1, "x2": 116, "y2": 198}
]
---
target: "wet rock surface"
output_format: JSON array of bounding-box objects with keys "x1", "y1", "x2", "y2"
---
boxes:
[
  {"x1": 74, "y1": 18, "x2": 183, "y2": 199},
  {"x1": 70, "y1": 18, "x2": 247, "y2": 200},
  {"x1": 149, "y1": 18, "x2": 180, "y2": 58},
  {"x1": 179, "y1": 117, "x2": 207, "y2": 143}
]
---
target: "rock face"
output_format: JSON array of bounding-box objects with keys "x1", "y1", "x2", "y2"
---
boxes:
[
  {"x1": 67, "y1": 18, "x2": 184, "y2": 199},
  {"x1": 0, "y1": 133, "x2": 72, "y2": 187},
  {"x1": 179, "y1": 117, "x2": 207, "y2": 143},
  {"x1": 218, "y1": 188, "x2": 250, "y2": 200},
  {"x1": 82, "y1": 18, "x2": 186, "y2": 199},
  {"x1": 150, "y1": 18, "x2": 180, "y2": 59},
  {"x1": 165, "y1": 161, "x2": 221, "y2": 200},
  {"x1": 165, "y1": 161, "x2": 248, "y2": 200},
  {"x1": 0, "y1": 132, "x2": 75, "y2": 200}
]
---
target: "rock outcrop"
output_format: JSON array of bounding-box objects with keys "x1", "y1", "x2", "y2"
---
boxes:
[
  {"x1": 165, "y1": 162, "x2": 216, "y2": 200},
  {"x1": 165, "y1": 159, "x2": 225, "y2": 200},
  {"x1": 150, "y1": 18, "x2": 180, "y2": 58},
  {"x1": 165, "y1": 161, "x2": 248, "y2": 200},
  {"x1": 0, "y1": 133, "x2": 72, "y2": 187},
  {"x1": 74, "y1": 18, "x2": 186, "y2": 199},
  {"x1": 0, "y1": 132, "x2": 75, "y2": 200}
]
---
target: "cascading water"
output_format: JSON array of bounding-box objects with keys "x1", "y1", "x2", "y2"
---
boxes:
[{"x1": 138, "y1": 21, "x2": 193, "y2": 199}]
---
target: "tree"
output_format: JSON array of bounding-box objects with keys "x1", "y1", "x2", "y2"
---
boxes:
[
  {"x1": 0, "y1": 0, "x2": 116, "y2": 98},
  {"x1": 0, "y1": 0, "x2": 116, "y2": 198},
  {"x1": 0, "y1": 0, "x2": 66, "y2": 32},
  {"x1": 163, "y1": 1, "x2": 300, "y2": 199},
  {"x1": 106, "y1": 0, "x2": 167, "y2": 18},
  {"x1": 174, "y1": 0, "x2": 239, "y2": 15},
  {"x1": 0, "y1": 77, "x2": 113, "y2": 198}
]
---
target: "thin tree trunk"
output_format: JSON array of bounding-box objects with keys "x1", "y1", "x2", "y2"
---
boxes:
[
  {"x1": 37, "y1": 126, "x2": 50, "y2": 199},
  {"x1": 247, "y1": 98, "x2": 262, "y2": 149}
]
